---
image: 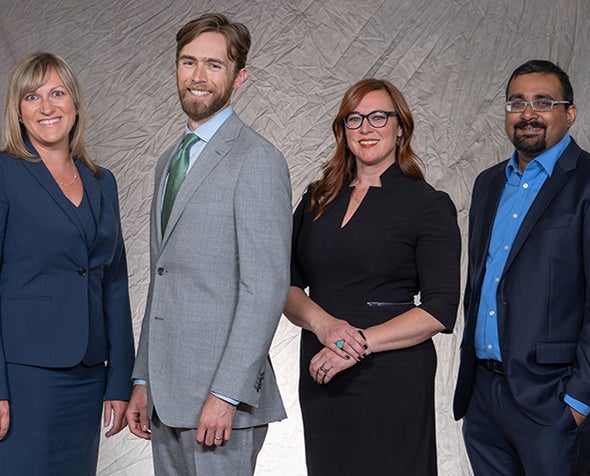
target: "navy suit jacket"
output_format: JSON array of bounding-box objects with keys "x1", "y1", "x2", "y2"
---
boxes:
[
  {"x1": 0, "y1": 146, "x2": 134, "y2": 401},
  {"x1": 454, "y1": 138, "x2": 590, "y2": 425}
]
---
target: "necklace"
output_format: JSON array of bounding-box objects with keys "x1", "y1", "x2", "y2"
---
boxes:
[{"x1": 58, "y1": 161, "x2": 79, "y2": 187}]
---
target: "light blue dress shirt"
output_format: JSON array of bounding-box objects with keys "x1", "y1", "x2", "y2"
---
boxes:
[
  {"x1": 474, "y1": 134, "x2": 589, "y2": 416},
  {"x1": 185, "y1": 105, "x2": 234, "y2": 173}
]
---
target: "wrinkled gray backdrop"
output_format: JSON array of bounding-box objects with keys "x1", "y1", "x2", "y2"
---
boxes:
[{"x1": 1, "y1": 1, "x2": 589, "y2": 474}]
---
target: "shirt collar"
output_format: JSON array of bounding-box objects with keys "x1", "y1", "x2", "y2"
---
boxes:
[
  {"x1": 183, "y1": 106, "x2": 234, "y2": 143},
  {"x1": 379, "y1": 160, "x2": 403, "y2": 185},
  {"x1": 505, "y1": 133, "x2": 571, "y2": 179}
]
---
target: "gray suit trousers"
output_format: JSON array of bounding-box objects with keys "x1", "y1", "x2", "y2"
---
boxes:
[{"x1": 151, "y1": 412, "x2": 268, "y2": 476}]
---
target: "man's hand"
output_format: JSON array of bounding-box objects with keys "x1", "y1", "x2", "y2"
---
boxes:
[
  {"x1": 196, "y1": 394, "x2": 237, "y2": 446},
  {"x1": 0, "y1": 400, "x2": 9, "y2": 440},
  {"x1": 570, "y1": 406, "x2": 587, "y2": 426},
  {"x1": 126, "y1": 385, "x2": 151, "y2": 440},
  {"x1": 104, "y1": 400, "x2": 129, "y2": 437}
]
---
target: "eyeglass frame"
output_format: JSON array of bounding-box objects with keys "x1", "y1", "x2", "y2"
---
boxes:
[
  {"x1": 343, "y1": 110, "x2": 398, "y2": 130},
  {"x1": 504, "y1": 99, "x2": 571, "y2": 113}
]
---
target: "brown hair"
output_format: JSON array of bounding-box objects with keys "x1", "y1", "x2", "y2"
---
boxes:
[
  {"x1": 311, "y1": 78, "x2": 424, "y2": 219},
  {"x1": 2, "y1": 52, "x2": 98, "y2": 175},
  {"x1": 176, "y1": 13, "x2": 251, "y2": 72}
]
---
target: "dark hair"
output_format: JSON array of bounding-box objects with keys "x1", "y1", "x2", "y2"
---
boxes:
[
  {"x1": 310, "y1": 78, "x2": 424, "y2": 219},
  {"x1": 506, "y1": 60, "x2": 573, "y2": 104},
  {"x1": 176, "y1": 13, "x2": 251, "y2": 72}
]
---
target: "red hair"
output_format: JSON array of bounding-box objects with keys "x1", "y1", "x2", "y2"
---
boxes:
[{"x1": 311, "y1": 78, "x2": 424, "y2": 218}]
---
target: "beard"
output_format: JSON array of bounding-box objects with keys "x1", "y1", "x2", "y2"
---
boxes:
[
  {"x1": 178, "y1": 82, "x2": 233, "y2": 124},
  {"x1": 511, "y1": 120, "x2": 547, "y2": 156}
]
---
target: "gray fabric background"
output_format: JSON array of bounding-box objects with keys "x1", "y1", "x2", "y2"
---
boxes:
[{"x1": 1, "y1": 1, "x2": 589, "y2": 474}]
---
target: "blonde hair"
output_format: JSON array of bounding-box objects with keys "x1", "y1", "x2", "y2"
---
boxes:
[{"x1": 2, "y1": 51, "x2": 99, "y2": 175}]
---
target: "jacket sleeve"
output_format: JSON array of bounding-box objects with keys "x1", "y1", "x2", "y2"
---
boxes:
[
  {"x1": 564, "y1": 201, "x2": 590, "y2": 407},
  {"x1": 210, "y1": 144, "x2": 292, "y2": 407},
  {"x1": 101, "y1": 170, "x2": 135, "y2": 401},
  {"x1": 0, "y1": 163, "x2": 9, "y2": 400}
]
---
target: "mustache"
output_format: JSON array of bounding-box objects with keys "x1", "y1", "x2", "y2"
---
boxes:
[
  {"x1": 514, "y1": 120, "x2": 546, "y2": 130},
  {"x1": 186, "y1": 82, "x2": 210, "y2": 90}
]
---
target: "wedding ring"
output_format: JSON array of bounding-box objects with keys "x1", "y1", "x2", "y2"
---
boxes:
[
  {"x1": 214, "y1": 436, "x2": 223, "y2": 440},
  {"x1": 320, "y1": 365, "x2": 328, "y2": 373}
]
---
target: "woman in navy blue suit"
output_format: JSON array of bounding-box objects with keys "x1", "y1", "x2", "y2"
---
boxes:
[{"x1": 0, "y1": 52, "x2": 134, "y2": 475}]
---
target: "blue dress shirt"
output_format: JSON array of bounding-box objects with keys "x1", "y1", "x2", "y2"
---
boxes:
[
  {"x1": 474, "y1": 134, "x2": 589, "y2": 416},
  {"x1": 185, "y1": 105, "x2": 234, "y2": 173}
]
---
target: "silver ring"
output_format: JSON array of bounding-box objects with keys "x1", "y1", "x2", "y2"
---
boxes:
[
  {"x1": 336, "y1": 339, "x2": 344, "y2": 349},
  {"x1": 320, "y1": 365, "x2": 328, "y2": 373}
]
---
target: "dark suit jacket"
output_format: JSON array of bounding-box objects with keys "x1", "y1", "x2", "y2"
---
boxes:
[
  {"x1": 0, "y1": 146, "x2": 134, "y2": 401},
  {"x1": 454, "y1": 138, "x2": 590, "y2": 425}
]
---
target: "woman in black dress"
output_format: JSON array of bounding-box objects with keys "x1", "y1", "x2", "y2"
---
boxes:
[{"x1": 284, "y1": 78, "x2": 461, "y2": 475}]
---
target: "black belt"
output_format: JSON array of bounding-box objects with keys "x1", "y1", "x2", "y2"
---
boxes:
[{"x1": 478, "y1": 359, "x2": 505, "y2": 375}]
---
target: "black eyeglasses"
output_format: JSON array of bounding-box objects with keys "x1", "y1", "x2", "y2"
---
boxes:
[
  {"x1": 504, "y1": 99, "x2": 570, "y2": 113},
  {"x1": 343, "y1": 110, "x2": 398, "y2": 129}
]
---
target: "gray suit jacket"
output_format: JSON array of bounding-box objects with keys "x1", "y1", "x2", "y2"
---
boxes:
[{"x1": 133, "y1": 112, "x2": 291, "y2": 429}]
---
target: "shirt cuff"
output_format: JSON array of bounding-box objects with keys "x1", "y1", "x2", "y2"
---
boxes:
[
  {"x1": 564, "y1": 393, "x2": 590, "y2": 416},
  {"x1": 133, "y1": 379, "x2": 147, "y2": 386},
  {"x1": 211, "y1": 391, "x2": 239, "y2": 406}
]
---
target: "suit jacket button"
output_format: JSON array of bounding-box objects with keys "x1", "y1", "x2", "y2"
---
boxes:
[
  {"x1": 78, "y1": 268, "x2": 87, "y2": 276},
  {"x1": 157, "y1": 267, "x2": 166, "y2": 276}
]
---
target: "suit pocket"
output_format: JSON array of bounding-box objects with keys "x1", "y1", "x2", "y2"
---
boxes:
[
  {"x1": 537, "y1": 214, "x2": 573, "y2": 229},
  {"x1": 536, "y1": 342, "x2": 577, "y2": 364}
]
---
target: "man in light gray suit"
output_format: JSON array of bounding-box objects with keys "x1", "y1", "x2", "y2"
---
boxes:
[{"x1": 126, "y1": 13, "x2": 292, "y2": 475}]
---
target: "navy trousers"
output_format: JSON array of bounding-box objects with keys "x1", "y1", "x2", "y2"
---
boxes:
[
  {"x1": 0, "y1": 362, "x2": 106, "y2": 476},
  {"x1": 463, "y1": 364, "x2": 584, "y2": 476}
]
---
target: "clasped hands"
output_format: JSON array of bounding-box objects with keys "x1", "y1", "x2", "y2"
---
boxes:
[{"x1": 310, "y1": 319, "x2": 369, "y2": 384}]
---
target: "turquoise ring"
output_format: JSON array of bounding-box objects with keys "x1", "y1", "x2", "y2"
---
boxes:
[{"x1": 336, "y1": 339, "x2": 344, "y2": 349}]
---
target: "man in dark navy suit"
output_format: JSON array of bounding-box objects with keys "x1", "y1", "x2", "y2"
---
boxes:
[{"x1": 454, "y1": 60, "x2": 590, "y2": 475}]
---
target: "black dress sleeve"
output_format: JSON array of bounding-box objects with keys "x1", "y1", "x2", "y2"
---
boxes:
[
  {"x1": 415, "y1": 190, "x2": 461, "y2": 332},
  {"x1": 290, "y1": 191, "x2": 311, "y2": 289}
]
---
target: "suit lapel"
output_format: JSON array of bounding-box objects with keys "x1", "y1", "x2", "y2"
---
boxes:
[
  {"x1": 473, "y1": 167, "x2": 506, "y2": 285},
  {"x1": 22, "y1": 158, "x2": 86, "y2": 239},
  {"x1": 503, "y1": 142, "x2": 580, "y2": 274},
  {"x1": 154, "y1": 145, "x2": 176, "y2": 249},
  {"x1": 78, "y1": 163, "x2": 102, "y2": 250},
  {"x1": 160, "y1": 115, "x2": 242, "y2": 247}
]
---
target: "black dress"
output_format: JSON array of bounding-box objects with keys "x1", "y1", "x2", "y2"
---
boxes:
[{"x1": 291, "y1": 162, "x2": 461, "y2": 476}]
